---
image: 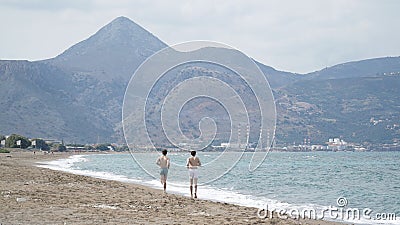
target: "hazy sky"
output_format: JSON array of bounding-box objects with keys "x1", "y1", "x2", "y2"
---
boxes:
[{"x1": 0, "y1": 0, "x2": 399, "y2": 73}]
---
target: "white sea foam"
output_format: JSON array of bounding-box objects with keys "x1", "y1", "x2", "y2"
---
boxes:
[
  {"x1": 37, "y1": 155, "x2": 87, "y2": 170},
  {"x1": 37, "y1": 155, "x2": 399, "y2": 225},
  {"x1": 37, "y1": 155, "x2": 143, "y2": 184}
]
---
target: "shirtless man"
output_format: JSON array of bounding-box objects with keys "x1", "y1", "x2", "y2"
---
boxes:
[
  {"x1": 186, "y1": 151, "x2": 201, "y2": 198},
  {"x1": 156, "y1": 149, "x2": 170, "y2": 193}
]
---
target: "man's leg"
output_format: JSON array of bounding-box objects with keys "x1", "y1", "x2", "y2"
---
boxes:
[
  {"x1": 164, "y1": 175, "x2": 167, "y2": 192},
  {"x1": 163, "y1": 175, "x2": 167, "y2": 192},
  {"x1": 193, "y1": 178, "x2": 198, "y2": 198},
  {"x1": 160, "y1": 175, "x2": 165, "y2": 185},
  {"x1": 189, "y1": 178, "x2": 193, "y2": 198}
]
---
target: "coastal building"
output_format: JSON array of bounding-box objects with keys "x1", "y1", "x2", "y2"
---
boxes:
[
  {"x1": 326, "y1": 138, "x2": 350, "y2": 151},
  {"x1": 311, "y1": 145, "x2": 327, "y2": 151}
]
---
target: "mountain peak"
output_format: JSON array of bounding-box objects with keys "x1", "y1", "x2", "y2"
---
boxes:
[
  {"x1": 109, "y1": 16, "x2": 135, "y2": 26},
  {"x1": 99, "y1": 16, "x2": 148, "y2": 39},
  {"x1": 58, "y1": 16, "x2": 165, "y2": 53},
  {"x1": 49, "y1": 16, "x2": 167, "y2": 80}
]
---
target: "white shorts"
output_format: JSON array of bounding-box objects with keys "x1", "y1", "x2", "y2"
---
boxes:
[{"x1": 188, "y1": 169, "x2": 198, "y2": 179}]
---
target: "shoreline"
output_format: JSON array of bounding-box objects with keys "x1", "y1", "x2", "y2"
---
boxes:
[{"x1": 0, "y1": 151, "x2": 344, "y2": 224}]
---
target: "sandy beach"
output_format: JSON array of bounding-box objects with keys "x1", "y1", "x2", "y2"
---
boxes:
[{"x1": 0, "y1": 151, "x2": 345, "y2": 225}]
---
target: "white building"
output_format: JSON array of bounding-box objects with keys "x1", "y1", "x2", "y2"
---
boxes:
[{"x1": 327, "y1": 138, "x2": 349, "y2": 151}]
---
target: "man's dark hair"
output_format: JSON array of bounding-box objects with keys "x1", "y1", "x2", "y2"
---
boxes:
[
  {"x1": 191, "y1": 151, "x2": 196, "y2": 156},
  {"x1": 162, "y1": 149, "x2": 168, "y2": 155}
]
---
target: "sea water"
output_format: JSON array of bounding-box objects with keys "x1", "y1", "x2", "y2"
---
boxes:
[{"x1": 38, "y1": 151, "x2": 400, "y2": 224}]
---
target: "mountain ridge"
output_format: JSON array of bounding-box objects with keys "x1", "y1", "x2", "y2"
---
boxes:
[
  {"x1": 0, "y1": 16, "x2": 398, "y2": 145},
  {"x1": 305, "y1": 56, "x2": 400, "y2": 80}
]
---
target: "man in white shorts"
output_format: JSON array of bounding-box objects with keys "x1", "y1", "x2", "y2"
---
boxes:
[
  {"x1": 156, "y1": 149, "x2": 170, "y2": 193},
  {"x1": 186, "y1": 151, "x2": 201, "y2": 198}
]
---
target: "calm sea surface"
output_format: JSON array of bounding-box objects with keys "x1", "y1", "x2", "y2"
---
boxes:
[{"x1": 40, "y1": 151, "x2": 400, "y2": 224}]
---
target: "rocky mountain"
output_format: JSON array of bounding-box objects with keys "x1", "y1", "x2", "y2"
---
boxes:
[
  {"x1": 273, "y1": 56, "x2": 400, "y2": 145},
  {"x1": 0, "y1": 16, "x2": 398, "y2": 145},
  {"x1": 274, "y1": 75, "x2": 400, "y2": 145},
  {"x1": 48, "y1": 16, "x2": 167, "y2": 82},
  {"x1": 0, "y1": 17, "x2": 167, "y2": 143}
]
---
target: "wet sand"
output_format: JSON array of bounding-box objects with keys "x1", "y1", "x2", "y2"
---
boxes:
[{"x1": 0, "y1": 151, "x2": 345, "y2": 224}]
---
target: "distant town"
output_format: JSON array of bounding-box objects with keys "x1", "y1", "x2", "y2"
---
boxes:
[{"x1": 1, "y1": 133, "x2": 399, "y2": 154}]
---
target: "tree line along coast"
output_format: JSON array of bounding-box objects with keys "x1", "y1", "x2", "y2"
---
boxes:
[{"x1": 0, "y1": 133, "x2": 128, "y2": 154}]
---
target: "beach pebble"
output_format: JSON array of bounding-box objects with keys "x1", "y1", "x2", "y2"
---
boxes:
[
  {"x1": 16, "y1": 197, "x2": 27, "y2": 202},
  {"x1": 1, "y1": 190, "x2": 11, "y2": 198}
]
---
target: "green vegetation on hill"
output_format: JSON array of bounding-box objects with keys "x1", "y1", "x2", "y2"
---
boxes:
[
  {"x1": 30, "y1": 138, "x2": 49, "y2": 150},
  {"x1": 5, "y1": 134, "x2": 31, "y2": 149}
]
